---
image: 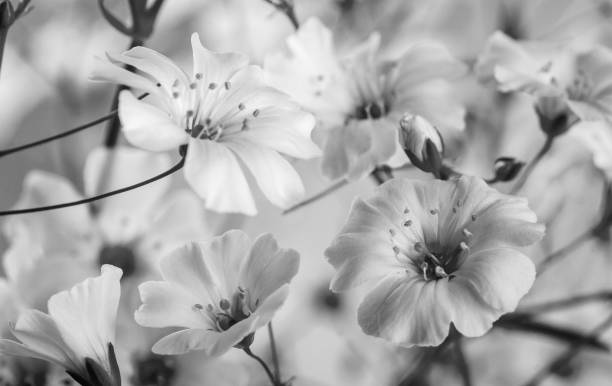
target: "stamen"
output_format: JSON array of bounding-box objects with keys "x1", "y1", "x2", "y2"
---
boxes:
[
  {"x1": 430, "y1": 209, "x2": 439, "y2": 215},
  {"x1": 403, "y1": 220, "x2": 412, "y2": 227},
  {"x1": 209, "y1": 82, "x2": 217, "y2": 90},
  {"x1": 224, "y1": 81, "x2": 231, "y2": 90},
  {"x1": 420, "y1": 262, "x2": 429, "y2": 281},
  {"x1": 195, "y1": 73, "x2": 203, "y2": 80},
  {"x1": 238, "y1": 103, "x2": 246, "y2": 110},
  {"x1": 462, "y1": 229, "x2": 473, "y2": 239},
  {"x1": 389, "y1": 229, "x2": 395, "y2": 236},
  {"x1": 190, "y1": 83, "x2": 197, "y2": 89},
  {"x1": 471, "y1": 214, "x2": 477, "y2": 221},
  {"x1": 392, "y1": 245, "x2": 400, "y2": 255},
  {"x1": 253, "y1": 109, "x2": 260, "y2": 117},
  {"x1": 192, "y1": 304, "x2": 204, "y2": 311},
  {"x1": 172, "y1": 92, "x2": 179, "y2": 98},
  {"x1": 404, "y1": 208, "x2": 410, "y2": 214}
]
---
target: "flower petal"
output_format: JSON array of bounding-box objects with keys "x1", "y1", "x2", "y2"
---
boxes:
[
  {"x1": 238, "y1": 234, "x2": 299, "y2": 308},
  {"x1": 184, "y1": 138, "x2": 256, "y2": 215},
  {"x1": 135, "y1": 281, "x2": 208, "y2": 329},
  {"x1": 47, "y1": 265, "x2": 122, "y2": 373},
  {"x1": 455, "y1": 248, "x2": 536, "y2": 312},
  {"x1": 357, "y1": 275, "x2": 452, "y2": 347},
  {"x1": 152, "y1": 316, "x2": 257, "y2": 357},
  {"x1": 191, "y1": 33, "x2": 249, "y2": 88},
  {"x1": 224, "y1": 139, "x2": 306, "y2": 209},
  {"x1": 118, "y1": 91, "x2": 186, "y2": 152}
]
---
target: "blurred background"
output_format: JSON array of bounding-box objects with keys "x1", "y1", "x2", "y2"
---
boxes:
[{"x1": 2, "y1": 0, "x2": 612, "y2": 385}]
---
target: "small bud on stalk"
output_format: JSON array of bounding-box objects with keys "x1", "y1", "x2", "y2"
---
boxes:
[
  {"x1": 399, "y1": 114, "x2": 447, "y2": 178},
  {"x1": 491, "y1": 157, "x2": 524, "y2": 183}
]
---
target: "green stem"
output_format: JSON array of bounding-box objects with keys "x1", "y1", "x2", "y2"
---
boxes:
[
  {"x1": 283, "y1": 179, "x2": 348, "y2": 214},
  {"x1": 537, "y1": 229, "x2": 593, "y2": 275},
  {"x1": 519, "y1": 291, "x2": 612, "y2": 315}
]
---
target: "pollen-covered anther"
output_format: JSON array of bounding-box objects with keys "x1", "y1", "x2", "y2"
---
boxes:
[
  {"x1": 462, "y1": 228, "x2": 473, "y2": 239},
  {"x1": 219, "y1": 299, "x2": 231, "y2": 311},
  {"x1": 403, "y1": 220, "x2": 412, "y2": 227},
  {"x1": 420, "y1": 262, "x2": 429, "y2": 280},
  {"x1": 434, "y1": 266, "x2": 449, "y2": 279}
]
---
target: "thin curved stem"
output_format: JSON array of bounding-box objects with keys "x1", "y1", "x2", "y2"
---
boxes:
[
  {"x1": 0, "y1": 93, "x2": 147, "y2": 159},
  {"x1": 511, "y1": 135, "x2": 555, "y2": 194},
  {"x1": 243, "y1": 347, "x2": 278, "y2": 386},
  {"x1": 283, "y1": 179, "x2": 348, "y2": 215},
  {"x1": 519, "y1": 291, "x2": 612, "y2": 315},
  {"x1": 0, "y1": 155, "x2": 185, "y2": 216},
  {"x1": 537, "y1": 229, "x2": 593, "y2": 275}
]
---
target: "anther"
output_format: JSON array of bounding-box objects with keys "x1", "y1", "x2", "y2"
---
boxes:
[
  {"x1": 190, "y1": 83, "x2": 197, "y2": 89},
  {"x1": 404, "y1": 208, "x2": 410, "y2": 214},
  {"x1": 414, "y1": 242, "x2": 426, "y2": 253},
  {"x1": 195, "y1": 73, "x2": 203, "y2": 80},
  {"x1": 219, "y1": 299, "x2": 230, "y2": 310},
  {"x1": 389, "y1": 229, "x2": 395, "y2": 236},
  {"x1": 224, "y1": 81, "x2": 231, "y2": 90},
  {"x1": 253, "y1": 109, "x2": 260, "y2": 117},
  {"x1": 172, "y1": 79, "x2": 179, "y2": 88},
  {"x1": 206, "y1": 304, "x2": 214, "y2": 312},
  {"x1": 238, "y1": 103, "x2": 246, "y2": 110},
  {"x1": 172, "y1": 92, "x2": 179, "y2": 98},
  {"x1": 434, "y1": 266, "x2": 449, "y2": 279},
  {"x1": 392, "y1": 246, "x2": 400, "y2": 255},
  {"x1": 192, "y1": 304, "x2": 204, "y2": 311},
  {"x1": 209, "y1": 82, "x2": 217, "y2": 90},
  {"x1": 462, "y1": 229, "x2": 473, "y2": 239},
  {"x1": 403, "y1": 220, "x2": 412, "y2": 227},
  {"x1": 471, "y1": 214, "x2": 477, "y2": 221},
  {"x1": 186, "y1": 110, "x2": 194, "y2": 117},
  {"x1": 430, "y1": 209, "x2": 439, "y2": 215},
  {"x1": 156, "y1": 82, "x2": 162, "y2": 87}
]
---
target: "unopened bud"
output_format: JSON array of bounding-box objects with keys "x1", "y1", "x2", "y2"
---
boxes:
[
  {"x1": 399, "y1": 115, "x2": 444, "y2": 174},
  {"x1": 535, "y1": 93, "x2": 573, "y2": 137},
  {"x1": 492, "y1": 157, "x2": 524, "y2": 182}
]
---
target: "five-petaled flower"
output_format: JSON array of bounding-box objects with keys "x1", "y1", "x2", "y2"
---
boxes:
[
  {"x1": 135, "y1": 230, "x2": 300, "y2": 356},
  {"x1": 325, "y1": 176, "x2": 544, "y2": 346},
  {"x1": 3, "y1": 146, "x2": 211, "y2": 287},
  {"x1": 477, "y1": 31, "x2": 612, "y2": 135},
  {"x1": 0, "y1": 265, "x2": 123, "y2": 386},
  {"x1": 265, "y1": 18, "x2": 465, "y2": 180},
  {"x1": 91, "y1": 33, "x2": 321, "y2": 215}
]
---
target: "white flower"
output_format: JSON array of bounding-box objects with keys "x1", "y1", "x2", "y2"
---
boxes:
[
  {"x1": 0, "y1": 265, "x2": 123, "y2": 386},
  {"x1": 91, "y1": 33, "x2": 321, "y2": 215},
  {"x1": 135, "y1": 230, "x2": 299, "y2": 356},
  {"x1": 325, "y1": 176, "x2": 544, "y2": 347},
  {"x1": 398, "y1": 114, "x2": 443, "y2": 171},
  {"x1": 477, "y1": 32, "x2": 612, "y2": 126},
  {"x1": 265, "y1": 18, "x2": 465, "y2": 180},
  {"x1": 3, "y1": 146, "x2": 212, "y2": 286}
]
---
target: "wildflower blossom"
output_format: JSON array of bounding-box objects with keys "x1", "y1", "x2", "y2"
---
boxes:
[
  {"x1": 3, "y1": 146, "x2": 211, "y2": 286},
  {"x1": 0, "y1": 265, "x2": 123, "y2": 386},
  {"x1": 91, "y1": 34, "x2": 320, "y2": 215},
  {"x1": 325, "y1": 176, "x2": 544, "y2": 346},
  {"x1": 135, "y1": 230, "x2": 299, "y2": 356},
  {"x1": 477, "y1": 32, "x2": 612, "y2": 132},
  {"x1": 265, "y1": 18, "x2": 465, "y2": 180}
]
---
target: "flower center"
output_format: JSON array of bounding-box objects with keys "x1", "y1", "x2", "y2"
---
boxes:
[
  {"x1": 98, "y1": 245, "x2": 136, "y2": 278},
  {"x1": 390, "y1": 205, "x2": 477, "y2": 281},
  {"x1": 131, "y1": 354, "x2": 176, "y2": 386},
  {"x1": 353, "y1": 100, "x2": 387, "y2": 120},
  {"x1": 179, "y1": 75, "x2": 261, "y2": 142},
  {"x1": 192, "y1": 287, "x2": 254, "y2": 332}
]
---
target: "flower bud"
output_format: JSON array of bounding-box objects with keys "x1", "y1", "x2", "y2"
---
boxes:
[
  {"x1": 492, "y1": 157, "x2": 524, "y2": 182},
  {"x1": 535, "y1": 92, "x2": 574, "y2": 137},
  {"x1": 399, "y1": 115, "x2": 444, "y2": 174}
]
